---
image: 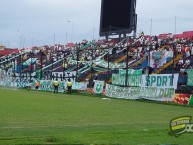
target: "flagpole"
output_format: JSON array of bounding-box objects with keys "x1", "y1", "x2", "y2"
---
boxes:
[
  {"x1": 150, "y1": 18, "x2": 152, "y2": 36},
  {"x1": 174, "y1": 16, "x2": 177, "y2": 34}
]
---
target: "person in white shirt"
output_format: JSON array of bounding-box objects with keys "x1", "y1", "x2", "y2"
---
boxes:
[
  {"x1": 190, "y1": 43, "x2": 193, "y2": 56},
  {"x1": 176, "y1": 44, "x2": 182, "y2": 54},
  {"x1": 183, "y1": 58, "x2": 190, "y2": 68},
  {"x1": 178, "y1": 59, "x2": 184, "y2": 68}
]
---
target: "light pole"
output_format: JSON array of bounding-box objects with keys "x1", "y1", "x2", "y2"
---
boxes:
[
  {"x1": 68, "y1": 21, "x2": 73, "y2": 43},
  {"x1": 17, "y1": 30, "x2": 23, "y2": 48},
  {"x1": 65, "y1": 32, "x2": 68, "y2": 44},
  {"x1": 19, "y1": 35, "x2": 23, "y2": 48},
  {"x1": 76, "y1": 43, "x2": 80, "y2": 82},
  {"x1": 30, "y1": 51, "x2": 33, "y2": 82},
  {"x1": 53, "y1": 33, "x2": 56, "y2": 45}
]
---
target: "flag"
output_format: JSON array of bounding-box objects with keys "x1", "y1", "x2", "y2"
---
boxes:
[{"x1": 188, "y1": 95, "x2": 193, "y2": 105}]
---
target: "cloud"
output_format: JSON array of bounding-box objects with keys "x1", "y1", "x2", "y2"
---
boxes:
[{"x1": 0, "y1": 0, "x2": 193, "y2": 48}]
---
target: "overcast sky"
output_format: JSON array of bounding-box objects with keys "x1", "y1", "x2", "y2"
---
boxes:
[{"x1": 0, "y1": 0, "x2": 192, "y2": 48}]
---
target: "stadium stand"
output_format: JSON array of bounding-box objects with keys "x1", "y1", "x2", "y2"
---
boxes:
[{"x1": 1, "y1": 30, "x2": 193, "y2": 92}]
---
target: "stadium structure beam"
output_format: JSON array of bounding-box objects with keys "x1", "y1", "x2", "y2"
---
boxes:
[
  {"x1": 76, "y1": 43, "x2": 80, "y2": 82},
  {"x1": 125, "y1": 45, "x2": 129, "y2": 87}
]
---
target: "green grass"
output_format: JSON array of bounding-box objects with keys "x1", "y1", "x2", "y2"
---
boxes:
[{"x1": 0, "y1": 88, "x2": 193, "y2": 144}]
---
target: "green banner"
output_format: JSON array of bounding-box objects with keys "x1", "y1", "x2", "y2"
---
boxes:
[
  {"x1": 119, "y1": 69, "x2": 142, "y2": 76},
  {"x1": 113, "y1": 73, "x2": 179, "y2": 89},
  {"x1": 188, "y1": 95, "x2": 193, "y2": 105},
  {"x1": 112, "y1": 73, "x2": 142, "y2": 87},
  {"x1": 187, "y1": 69, "x2": 193, "y2": 86}
]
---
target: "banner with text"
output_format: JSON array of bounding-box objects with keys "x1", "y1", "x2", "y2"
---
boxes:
[
  {"x1": 0, "y1": 68, "x2": 36, "y2": 88},
  {"x1": 141, "y1": 74, "x2": 179, "y2": 89},
  {"x1": 112, "y1": 73, "x2": 179, "y2": 89},
  {"x1": 112, "y1": 74, "x2": 142, "y2": 87},
  {"x1": 34, "y1": 80, "x2": 88, "y2": 92},
  {"x1": 52, "y1": 71, "x2": 76, "y2": 82},
  {"x1": 105, "y1": 84, "x2": 175, "y2": 102},
  {"x1": 119, "y1": 69, "x2": 143, "y2": 76}
]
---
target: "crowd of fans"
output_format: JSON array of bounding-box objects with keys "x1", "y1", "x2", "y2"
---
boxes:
[{"x1": 0, "y1": 31, "x2": 193, "y2": 83}]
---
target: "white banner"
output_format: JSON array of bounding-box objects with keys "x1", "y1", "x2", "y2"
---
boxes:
[
  {"x1": 33, "y1": 80, "x2": 87, "y2": 92},
  {"x1": 52, "y1": 71, "x2": 76, "y2": 81},
  {"x1": 73, "y1": 82, "x2": 88, "y2": 90},
  {"x1": 0, "y1": 68, "x2": 36, "y2": 88},
  {"x1": 0, "y1": 74, "x2": 87, "y2": 92},
  {"x1": 141, "y1": 74, "x2": 179, "y2": 89},
  {"x1": 149, "y1": 50, "x2": 173, "y2": 68},
  {"x1": 93, "y1": 80, "x2": 104, "y2": 94},
  {"x1": 105, "y1": 84, "x2": 175, "y2": 102}
]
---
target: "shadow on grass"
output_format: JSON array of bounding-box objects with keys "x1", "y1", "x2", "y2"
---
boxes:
[{"x1": 44, "y1": 136, "x2": 60, "y2": 144}]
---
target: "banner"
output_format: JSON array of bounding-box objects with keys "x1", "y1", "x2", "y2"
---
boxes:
[
  {"x1": 112, "y1": 73, "x2": 179, "y2": 89},
  {"x1": 187, "y1": 69, "x2": 193, "y2": 86},
  {"x1": 52, "y1": 71, "x2": 76, "y2": 82},
  {"x1": 119, "y1": 69, "x2": 142, "y2": 76},
  {"x1": 112, "y1": 74, "x2": 142, "y2": 87},
  {"x1": 105, "y1": 84, "x2": 175, "y2": 102},
  {"x1": 141, "y1": 74, "x2": 179, "y2": 89},
  {"x1": 73, "y1": 82, "x2": 88, "y2": 90},
  {"x1": 173, "y1": 94, "x2": 193, "y2": 105},
  {"x1": 0, "y1": 80, "x2": 31, "y2": 88},
  {"x1": 149, "y1": 50, "x2": 173, "y2": 68},
  {"x1": 33, "y1": 80, "x2": 87, "y2": 92},
  {"x1": 23, "y1": 58, "x2": 37, "y2": 65},
  {"x1": 93, "y1": 80, "x2": 104, "y2": 94},
  {"x1": 0, "y1": 80, "x2": 15, "y2": 87},
  {"x1": 0, "y1": 68, "x2": 36, "y2": 88}
]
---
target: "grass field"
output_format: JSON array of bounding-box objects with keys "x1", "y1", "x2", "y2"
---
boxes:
[{"x1": 0, "y1": 88, "x2": 193, "y2": 144}]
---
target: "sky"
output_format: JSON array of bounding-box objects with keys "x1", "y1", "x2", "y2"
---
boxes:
[{"x1": 0, "y1": 0, "x2": 192, "y2": 48}]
